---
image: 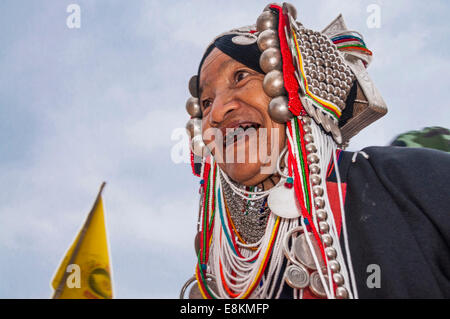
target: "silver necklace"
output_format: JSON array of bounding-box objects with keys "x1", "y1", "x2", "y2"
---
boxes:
[{"x1": 221, "y1": 179, "x2": 270, "y2": 244}]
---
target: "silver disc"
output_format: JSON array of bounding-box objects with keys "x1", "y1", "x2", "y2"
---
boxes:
[
  {"x1": 331, "y1": 124, "x2": 343, "y2": 144},
  {"x1": 312, "y1": 108, "x2": 322, "y2": 126},
  {"x1": 320, "y1": 112, "x2": 332, "y2": 133},
  {"x1": 285, "y1": 264, "x2": 310, "y2": 289},
  {"x1": 315, "y1": 109, "x2": 326, "y2": 128},
  {"x1": 309, "y1": 271, "x2": 327, "y2": 298},
  {"x1": 302, "y1": 98, "x2": 316, "y2": 118},
  {"x1": 267, "y1": 184, "x2": 301, "y2": 219},
  {"x1": 232, "y1": 34, "x2": 257, "y2": 46},
  {"x1": 293, "y1": 232, "x2": 325, "y2": 270},
  {"x1": 188, "y1": 278, "x2": 217, "y2": 299}
]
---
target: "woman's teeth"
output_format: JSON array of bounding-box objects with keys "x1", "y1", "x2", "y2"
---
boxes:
[{"x1": 224, "y1": 124, "x2": 260, "y2": 147}]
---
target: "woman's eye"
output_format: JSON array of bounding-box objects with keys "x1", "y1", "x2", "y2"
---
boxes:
[
  {"x1": 235, "y1": 70, "x2": 250, "y2": 83},
  {"x1": 202, "y1": 99, "x2": 212, "y2": 109}
]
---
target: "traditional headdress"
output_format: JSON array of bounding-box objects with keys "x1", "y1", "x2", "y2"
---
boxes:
[{"x1": 181, "y1": 3, "x2": 387, "y2": 299}]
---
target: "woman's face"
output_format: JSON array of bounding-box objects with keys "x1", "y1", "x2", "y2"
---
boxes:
[{"x1": 199, "y1": 48, "x2": 286, "y2": 186}]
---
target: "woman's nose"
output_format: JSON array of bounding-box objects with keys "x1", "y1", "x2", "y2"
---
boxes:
[{"x1": 209, "y1": 91, "x2": 240, "y2": 125}]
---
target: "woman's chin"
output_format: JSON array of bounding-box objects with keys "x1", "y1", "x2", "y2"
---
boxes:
[{"x1": 220, "y1": 162, "x2": 265, "y2": 186}]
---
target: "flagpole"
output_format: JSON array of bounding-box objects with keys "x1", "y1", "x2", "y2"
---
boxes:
[{"x1": 52, "y1": 182, "x2": 107, "y2": 299}]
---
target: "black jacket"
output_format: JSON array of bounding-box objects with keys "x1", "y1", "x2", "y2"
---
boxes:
[
  {"x1": 336, "y1": 146, "x2": 450, "y2": 298},
  {"x1": 279, "y1": 146, "x2": 450, "y2": 299}
]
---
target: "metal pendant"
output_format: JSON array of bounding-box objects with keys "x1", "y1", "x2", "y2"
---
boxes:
[
  {"x1": 309, "y1": 271, "x2": 328, "y2": 298},
  {"x1": 194, "y1": 232, "x2": 201, "y2": 254},
  {"x1": 293, "y1": 232, "x2": 325, "y2": 270},
  {"x1": 179, "y1": 275, "x2": 217, "y2": 299},
  {"x1": 189, "y1": 278, "x2": 218, "y2": 299},
  {"x1": 267, "y1": 184, "x2": 301, "y2": 219},
  {"x1": 285, "y1": 264, "x2": 310, "y2": 289}
]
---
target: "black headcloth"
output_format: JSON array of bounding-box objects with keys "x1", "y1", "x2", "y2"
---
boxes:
[{"x1": 196, "y1": 34, "x2": 263, "y2": 97}]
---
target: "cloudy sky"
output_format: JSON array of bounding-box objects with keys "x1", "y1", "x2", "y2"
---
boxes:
[{"x1": 0, "y1": 0, "x2": 448, "y2": 298}]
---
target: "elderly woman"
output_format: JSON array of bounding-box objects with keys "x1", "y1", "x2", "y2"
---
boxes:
[{"x1": 181, "y1": 3, "x2": 450, "y2": 299}]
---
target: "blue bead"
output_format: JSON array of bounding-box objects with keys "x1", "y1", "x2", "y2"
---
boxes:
[
  {"x1": 200, "y1": 180, "x2": 205, "y2": 185},
  {"x1": 304, "y1": 218, "x2": 310, "y2": 225},
  {"x1": 201, "y1": 264, "x2": 207, "y2": 271},
  {"x1": 287, "y1": 177, "x2": 294, "y2": 183}
]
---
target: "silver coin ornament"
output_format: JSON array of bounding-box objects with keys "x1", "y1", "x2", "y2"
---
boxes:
[
  {"x1": 293, "y1": 232, "x2": 325, "y2": 270},
  {"x1": 232, "y1": 34, "x2": 257, "y2": 46},
  {"x1": 285, "y1": 264, "x2": 310, "y2": 289},
  {"x1": 267, "y1": 183, "x2": 300, "y2": 219}
]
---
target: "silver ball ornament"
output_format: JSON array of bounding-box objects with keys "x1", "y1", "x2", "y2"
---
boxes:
[
  {"x1": 313, "y1": 186, "x2": 324, "y2": 197},
  {"x1": 309, "y1": 164, "x2": 320, "y2": 174},
  {"x1": 336, "y1": 287, "x2": 349, "y2": 299},
  {"x1": 186, "y1": 97, "x2": 202, "y2": 118},
  {"x1": 268, "y1": 96, "x2": 293, "y2": 124},
  {"x1": 304, "y1": 134, "x2": 314, "y2": 144},
  {"x1": 319, "y1": 221, "x2": 330, "y2": 233},
  {"x1": 310, "y1": 174, "x2": 322, "y2": 185},
  {"x1": 333, "y1": 273, "x2": 345, "y2": 286},
  {"x1": 325, "y1": 247, "x2": 337, "y2": 260},
  {"x1": 256, "y1": 11, "x2": 277, "y2": 32},
  {"x1": 186, "y1": 118, "x2": 202, "y2": 138},
  {"x1": 264, "y1": 3, "x2": 280, "y2": 11},
  {"x1": 191, "y1": 135, "x2": 207, "y2": 157},
  {"x1": 314, "y1": 197, "x2": 326, "y2": 209},
  {"x1": 322, "y1": 234, "x2": 333, "y2": 247},
  {"x1": 306, "y1": 143, "x2": 317, "y2": 153},
  {"x1": 316, "y1": 209, "x2": 327, "y2": 221},
  {"x1": 257, "y1": 29, "x2": 279, "y2": 51},
  {"x1": 329, "y1": 260, "x2": 340, "y2": 273},
  {"x1": 263, "y1": 70, "x2": 286, "y2": 97},
  {"x1": 307, "y1": 154, "x2": 320, "y2": 165},
  {"x1": 284, "y1": 3, "x2": 297, "y2": 20},
  {"x1": 188, "y1": 75, "x2": 198, "y2": 98},
  {"x1": 260, "y1": 48, "x2": 282, "y2": 73}
]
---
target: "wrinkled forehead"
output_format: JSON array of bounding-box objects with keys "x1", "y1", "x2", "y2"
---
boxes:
[
  {"x1": 196, "y1": 30, "x2": 263, "y2": 97},
  {"x1": 199, "y1": 49, "x2": 232, "y2": 93}
]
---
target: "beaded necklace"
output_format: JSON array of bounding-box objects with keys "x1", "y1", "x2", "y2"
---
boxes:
[{"x1": 193, "y1": 118, "x2": 358, "y2": 299}]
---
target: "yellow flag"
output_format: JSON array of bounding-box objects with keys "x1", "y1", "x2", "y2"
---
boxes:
[{"x1": 51, "y1": 182, "x2": 113, "y2": 299}]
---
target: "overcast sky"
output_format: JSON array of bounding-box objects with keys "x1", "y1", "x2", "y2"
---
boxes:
[{"x1": 0, "y1": 0, "x2": 449, "y2": 298}]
